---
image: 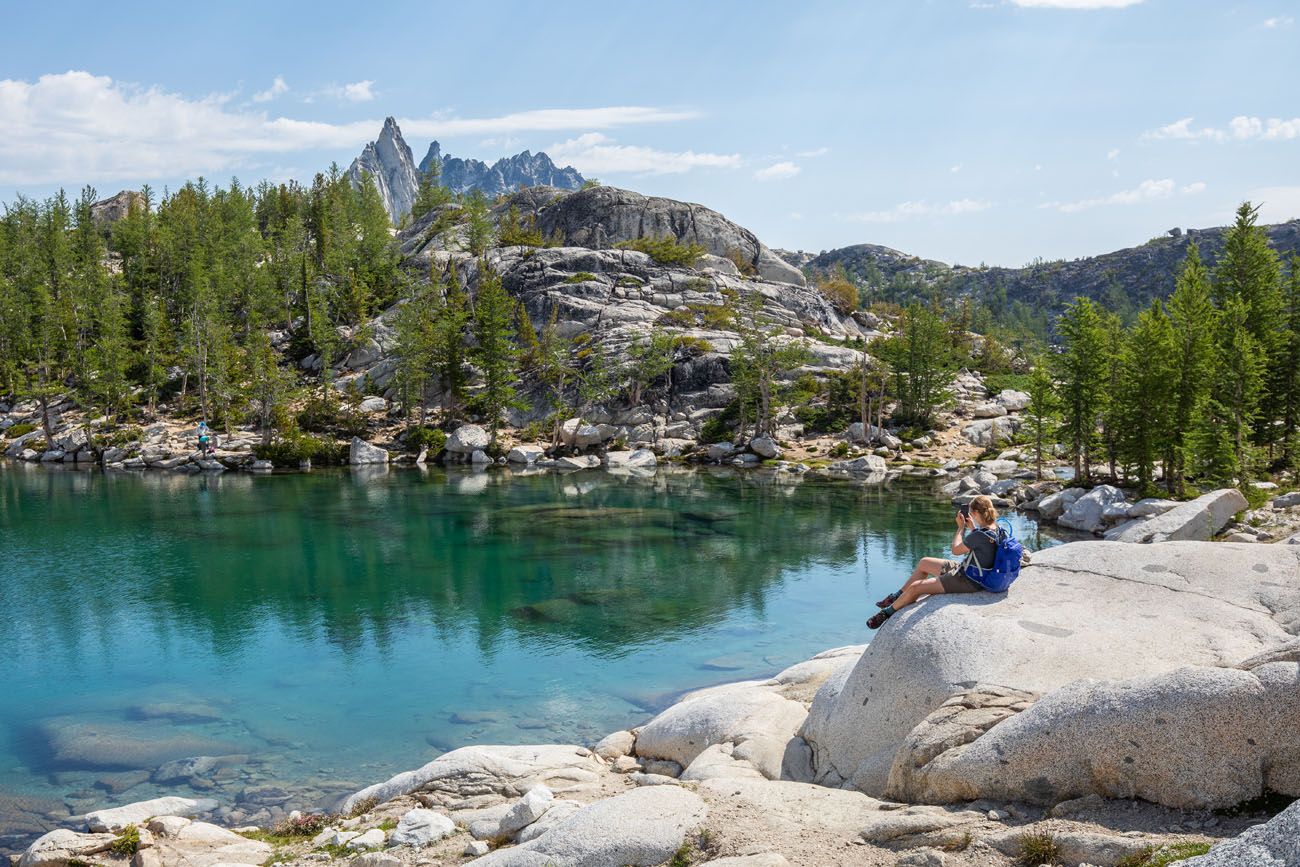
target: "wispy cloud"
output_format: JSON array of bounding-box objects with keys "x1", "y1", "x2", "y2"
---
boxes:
[
  {"x1": 252, "y1": 76, "x2": 288, "y2": 103},
  {"x1": 547, "y1": 133, "x2": 740, "y2": 175},
  {"x1": 1040, "y1": 178, "x2": 1204, "y2": 212},
  {"x1": 310, "y1": 80, "x2": 376, "y2": 103},
  {"x1": 796, "y1": 146, "x2": 829, "y2": 158},
  {"x1": 1010, "y1": 0, "x2": 1143, "y2": 7},
  {"x1": 1264, "y1": 15, "x2": 1294, "y2": 28},
  {"x1": 950, "y1": 163, "x2": 963, "y2": 173},
  {"x1": 1106, "y1": 147, "x2": 1120, "y2": 160},
  {"x1": 1144, "y1": 115, "x2": 1300, "y2": 142},
  {"x1": 754, "y1": 161, "x2": 801, "y2": 181},
  {"x1": 0, "y1": 71, "x2": 709, "y2": 185},
  {"x1": 843, "y1": 199, "x2": 991, "y2": 223}
]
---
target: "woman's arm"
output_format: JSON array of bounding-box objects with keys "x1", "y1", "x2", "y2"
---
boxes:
[{"x1": 951, "y1": 514, "x2": 970, "y2": 555}]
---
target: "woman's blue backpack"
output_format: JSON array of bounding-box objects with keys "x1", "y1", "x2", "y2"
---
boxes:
[{"x1": 963, "y1": 518, "x2": 1025, "y2": 592}]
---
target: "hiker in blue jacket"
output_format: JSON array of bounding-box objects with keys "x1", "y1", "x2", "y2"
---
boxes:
[{"x1": 867, "y1": 494, "x2": 1025, "y2": 629}]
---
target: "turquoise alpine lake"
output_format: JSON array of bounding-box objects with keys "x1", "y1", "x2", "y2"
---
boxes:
[{"x1": 0, "y1": 461, "x2": 1061, "y2": 848}]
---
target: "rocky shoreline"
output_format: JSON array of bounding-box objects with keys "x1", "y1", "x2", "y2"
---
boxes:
[{"x1": 14, "y1": 538, "x2": 1300, "y2": 867}]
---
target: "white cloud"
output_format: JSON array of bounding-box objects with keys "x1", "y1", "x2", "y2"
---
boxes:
[
  {"x1": 252, "y1": 76, "x2": 288, "y2": 103},
  {"x1": 844, "y1": 199, "x2": 991, "y2": 223},
  {"x1": 1144, "y1": 115, "x2": 1300, "y2": 142},
  {"x1": 754, "y1": 160, "x2": 801, "y2": 181},
  {"x1": 341, "y1": 80, "x2": 375, "y2": 102},
  {"x1": 950, "y1": 163, "x2": 963, "y2": 173},
  {"x1": 1251, "y1": 185, "x2": 1300, "y2": 223},
  {"x1": 1264, "y1": 15, "x2": 1294, "y2": 27},
  {"x1": 1041, "y1": 177, "x2": 1204, "y2": 212},
  {"x1": 789, "y1": 212, "x2": 804, "y2": 221},
  {"x1": 1011, "y1": 0, "x2": 1143, "y2": 7},
  {"x1": 546, "y1": 133, "x2": 740, "y2": 175},
  {"x1": 796, "y1": 146, "x2": 829, "y2": 157},
  {"x1": 312, "y1": 80, "x2": 376, "y2": 103},
  {"x1": 1107, "y1": 147, "x2": 1120, "y2": 160},
  {"x1": 0, "y1": 71, "x2": 705, "y2": 185}
]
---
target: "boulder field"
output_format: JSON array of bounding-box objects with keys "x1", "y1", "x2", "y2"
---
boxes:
[{"x1": 16, "y1": 539, "x2": 1299, "y2": 867}]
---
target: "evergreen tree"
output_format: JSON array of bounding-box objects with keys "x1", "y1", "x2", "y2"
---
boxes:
[
  {"x1": 245, "y1": 319, "x2": 296, "y2": 445},
  {"x1": 1215, "y1": 201, "x2": 1284, "y2": 454},
  {"x1": 470, "y1": 265, "x2": 518, "y2": 442},
  {"x1": 1115, "y1": 301, "x2": 1177, "y2": 491},
  {"x1": 1164, "y1": 243, "x2": 1218, "y2": 494},
  {"x1": 1195, "y1": 294, "x2": 1265, "y2": 481},
  {"x1": 877, "y1": 302, "x2": 954, "y2": 429},
  {"x1": 1022, "y1": 364, "x2": 1058, "y2": 479},
  {"x1": 87, "y1": 279, "x2": 134, "y2": 421},
  {"x1": 1052, "y1": 296, "x2": 1108, "y2": 482},
  {"x1": 393, "y1": 281, "x2": 438, "y2": 425},
  {"x1": 430, "y1": 267, "x2": 471, "y2": 417},
  {"x1": 463, "y1": 191, "x2": 495, "y2": 257},
  {"x1": 411, "y1": 159, "x2": 451, "y2": 221},
  {"x1": 729, "y1": 292, "x2": 811, "y2": 437},
  {"x1": 1280, "y1": 256, "x2": 1300, "y2": 468},
  {"x1": 624, "y1": 329, "x2": 677, "y2": 406}
]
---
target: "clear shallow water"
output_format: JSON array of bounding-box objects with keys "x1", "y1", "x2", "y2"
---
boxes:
[{"x1": 0, "y1": 461, "x2": 1060, "y2": 847}]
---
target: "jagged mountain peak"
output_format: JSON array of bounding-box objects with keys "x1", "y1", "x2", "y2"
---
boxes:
[{"x1": 346, "y1": 119, "x2": 585, "y2": 224}]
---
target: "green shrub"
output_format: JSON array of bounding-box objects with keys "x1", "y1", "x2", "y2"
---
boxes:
[
  {"x1": 656, "y1": 309, "x2": 696, "y2": 328},
  {"x1": 1116, "y1": 842, "x2": 1213, "y2": 867},
  {"x1": 564, "y1": 272, "x2": 599, "y2": 284},
  {"x1": 109, "y1": 825, "x2": 141, "y2": 856},
  {"x1": 99, "y1": 426, "x2": 143, "y2": 447},
  {"x1": 815, "y1": 275, "x2": 859, "y2": 314},
  {"x1": 698, "y1": 402, "x2": 740, "y2": 443},
  {"x1": 982, "y1": 372, "x2": 1034, "y2": 396},
  {"x1": 298, "y1": 391, "x2": 368, "y2": 438},
  {"x1": 1015, "y1": 830, "x2": 1060, "y2": 865},
  {"x1": 404, "y1": 426, "x2": 446, "y2": 453},
  {"x1": 615, "y1": 235, "x2": 706, "y2": 267},
  {"x1": 3, "y1": 423, "x2": 35, "y2": 439},
  {"x1": 724, "y1": 247, "x2": 758, "y2": 277},
  {"x1": 829, "y1": 442, "x2": 849, "y2": 458},
  {"x1": 253, "y1": 434, "x2": 347, "y2": 467},
  {"x1": 616, "y1": 276, "x2": 643, "y2": 288}
]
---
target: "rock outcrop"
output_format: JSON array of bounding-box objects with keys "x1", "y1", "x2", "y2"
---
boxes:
[
  {"x1": 89, "y1": 190, "x2": 145, "y2": 230},
  {"x1": 347, "y1": 117, "x2": 420, "y2": 224},
  {"x1": 800, "y1": 541, "x2": 1300, "y2": 807},
  {"x1": 1179, "y1": 798, "x2": 1300, "y2": 866},
  {"x1": 501, "y1": 185, "x2": 805, "y2": 286}
]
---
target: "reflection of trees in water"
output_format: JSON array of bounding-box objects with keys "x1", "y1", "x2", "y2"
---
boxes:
[{"x1": 0, "y1": 466, "x2": 1033, "y2": 662}]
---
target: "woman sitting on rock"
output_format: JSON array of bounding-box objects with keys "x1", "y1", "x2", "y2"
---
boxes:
[{"x1": 867, "y1": 495, "x2": 1019, "y2": 629}]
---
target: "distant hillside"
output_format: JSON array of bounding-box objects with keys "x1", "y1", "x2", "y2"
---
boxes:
[
  {"x1": 346, "y1": 118, "x2": 584, "y2": 224},
  {"x1": 789, "y1": 219, "x2": 1300, "y2": 319}
]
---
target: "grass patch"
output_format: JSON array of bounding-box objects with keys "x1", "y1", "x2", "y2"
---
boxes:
[
  {"x1": 564, "y1": 272, "x2": 599, "y2": 284},
  {"x1": 377, "y1": 818, "x2": 397, "y2": 832},
  {"x1": 2, "y1": 423, "x2": 36, "y2": 439},
  {"x1": 108, "y1": 825, "x2": 141, "y2": 857},
  {"x1": 1116, "y1": 842, "x2": 1214, "y2": 867},
  {"x1": 347, "y1": 796, "x2": 378, "y2": 818},
  {"x1": 982, "y1": 372, "x2": 1034, "y2": 395},
  {"x1": 1016, "y1": 829, "x2": 1060, "y2": 865},
  {"x1": 942, "y1": 830, "x2": 973, "y2": 852}
]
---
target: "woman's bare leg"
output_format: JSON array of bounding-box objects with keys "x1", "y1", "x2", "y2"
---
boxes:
[
  {"x1": 893, "y1": 575, "x2": 947, "y2": 611},
  {"x1": 899, "y1": 557, "x2": 948, "y2": 591}
]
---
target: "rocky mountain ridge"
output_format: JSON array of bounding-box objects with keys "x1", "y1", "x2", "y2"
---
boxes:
[
  {"x1": 419, "y1": 141, "x2": 584, "y2": 199},
  {"x1": 346, "y1": 118, "x2": 584, "y2": 223},
  {"x1": 789, "y1": 218, "x2": 1300, "y2": 316}
]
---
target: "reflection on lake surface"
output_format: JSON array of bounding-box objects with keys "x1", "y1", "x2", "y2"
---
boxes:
[{"x1": 0, "y1": 461, "x2": 1061, "y2": 849}]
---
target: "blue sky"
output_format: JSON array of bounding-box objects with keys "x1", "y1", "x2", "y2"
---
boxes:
[{"x1": 2, "y1": 0, "x2": 1297, "y2": 265}]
